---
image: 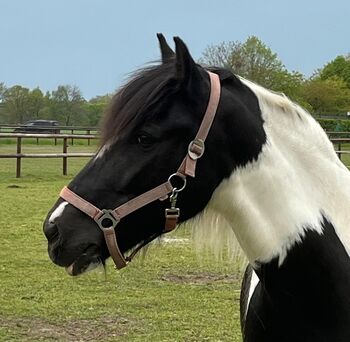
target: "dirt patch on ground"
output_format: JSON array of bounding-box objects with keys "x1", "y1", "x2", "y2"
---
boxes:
[
  {"x1": 6, "y1": 184, "x2": 25, "y2": 189},
  {"x1": 160, "y1": 273, "x2": 239, "y2": 285},
  {"x1": 0, "y1": 315, "x2": 132, "y2": 341}
]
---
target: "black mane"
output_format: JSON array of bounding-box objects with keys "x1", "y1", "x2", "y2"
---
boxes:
[
  {"x1": 101, "y1": 62, "x2": 239, "y2": 145},
  {"x1": 101, "y1": 61, "x2": 177, "y2": 145}
]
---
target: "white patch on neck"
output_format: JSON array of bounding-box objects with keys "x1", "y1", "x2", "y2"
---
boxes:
[
  {"x1": 247, "y1": 270, "x2": 259, "y2": 314},
  {"x1": 49, "y1": 201, "x2": 68, "y2": 223},
  {"x1": 200, "y1": 79, "x2": 350, "y2": 266},
  {"x1": 94, "y1": 143, "x2": 111, "y2": 160}
]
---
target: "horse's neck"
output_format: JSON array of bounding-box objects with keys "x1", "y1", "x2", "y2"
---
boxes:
[
  {"x1": 244, "y1": 218, "x2": 350, "y2": 342},
  {"x1": 258, "y1": 218, "x2": 350, "y2": 309},
  {"x1": 208, "y1": 94, "x2": 350, "y2": 265}
]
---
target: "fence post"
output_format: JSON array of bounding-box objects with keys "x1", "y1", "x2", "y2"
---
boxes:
[
  {"x1": 71, "y1": 129, "x2": 74, "y2": 145},
  {"x1": 338, "y1": 142, "x2": 342, "y2": 160},
  {"x1": 63, "y1": 137, "x2": 68, "y2": 175},
  {"x1": 87, "y1": 129, "x2": 90, "y2": 146},
  {"x1": 16, "y1": 137, "x2": 22, "y2": 178}
]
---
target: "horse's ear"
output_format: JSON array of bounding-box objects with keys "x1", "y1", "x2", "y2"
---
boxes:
[
  {"x1": 174, "y1": 36, "x2": 203, "y2": 88},
  {"x1": 157, "y1": 33, "x2": 175, "y2": 62}
]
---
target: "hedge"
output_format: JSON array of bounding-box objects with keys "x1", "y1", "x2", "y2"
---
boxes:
[{"x1": 316, "y1": 118, "x2": 350, "y2": 134}]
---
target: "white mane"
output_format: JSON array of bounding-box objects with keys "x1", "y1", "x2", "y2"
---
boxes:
[{"x1": 191, "y1": 78, "x2": 350, "y2": 266}]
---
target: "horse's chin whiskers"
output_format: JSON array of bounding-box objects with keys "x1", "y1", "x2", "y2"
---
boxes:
[
  {"x1": 64, "y1": 256, "x2": 103, "y2": 276},
  {"x1": 65, "y1": 264, "x2": 74, "y2": 276}
]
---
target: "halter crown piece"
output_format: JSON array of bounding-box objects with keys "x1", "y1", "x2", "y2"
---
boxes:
[{"x1": 59, "y1": 71, "x2": 221, "y2": 269}]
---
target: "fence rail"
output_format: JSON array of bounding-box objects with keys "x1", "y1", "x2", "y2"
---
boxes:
[
  {"x1": 330, "y1": 138, "x2": 350, "y2": 161},
  {"x1": 0, "y1": 124, "x2": 98, "y2": 131},
  {"x1": 1, "y1": 133, "x2": 349, "y2": 178},
  {"x1": 0, "y1": 133, "x2": 98, "y2": 177},
  {"x1": 326, "y1": 131, "x2": 350, "y2": 137},
  {"x1": 0, "y1": 124, "x2": 100, "y2": 146}
]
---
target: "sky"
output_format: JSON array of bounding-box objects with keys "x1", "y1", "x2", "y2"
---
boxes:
[{"x1": 0, "y1": 0, "x2": 349, "y2": 99}]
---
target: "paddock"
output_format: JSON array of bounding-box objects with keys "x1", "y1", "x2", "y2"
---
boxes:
[
  {"x1": 1, "y1": 131, "x2": 350, "y2": 341},
  {"x1": 1, "y1": 131, "x2": 349, "y2": 178},
  {"x1": 0, "y1": 150, "x2": 242, "y2": 341}
]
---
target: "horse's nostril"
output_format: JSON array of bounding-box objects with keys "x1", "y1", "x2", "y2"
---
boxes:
[{"x1": 44, "y1": 222, "x2": 59, "y2": 242}]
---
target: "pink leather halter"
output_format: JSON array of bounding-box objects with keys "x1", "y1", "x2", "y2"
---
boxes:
[{"x1": 59, "y1": 71, "x2": 221, "y2": 269}]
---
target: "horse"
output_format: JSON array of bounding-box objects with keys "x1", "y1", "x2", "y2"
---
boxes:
[{"x1": 43, "y1": 34, "x2": 350, "y2": 341}]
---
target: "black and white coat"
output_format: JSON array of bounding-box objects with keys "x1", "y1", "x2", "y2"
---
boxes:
[
  {"x1": 206, "y1": 80, "x2": 350, "y2": 342},
  {"x1": 44, "y1": 36, "x2": 350, "y2": 342}
]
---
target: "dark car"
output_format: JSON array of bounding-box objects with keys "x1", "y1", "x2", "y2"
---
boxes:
[{"x1": 14, "y1": 120, "x2": 60, "y2": 134}]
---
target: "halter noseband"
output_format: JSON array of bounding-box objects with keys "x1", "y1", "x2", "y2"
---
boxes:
[{"x1": 59, "y1": 71, "x2": 221, "y2": 269}]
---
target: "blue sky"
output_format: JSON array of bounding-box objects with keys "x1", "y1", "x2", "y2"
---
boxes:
[{"x1": 0, "y1": 0, "x2": 349, "y2": 99}]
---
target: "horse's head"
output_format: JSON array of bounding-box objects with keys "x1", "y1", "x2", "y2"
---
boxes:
[{"x1": 43, "y1": 35, "x2": 265, "y2": 275}]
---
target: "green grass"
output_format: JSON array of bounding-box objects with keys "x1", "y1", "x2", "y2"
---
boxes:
[
  {"x1": 0, "y1": 143, "x2": 97, "y2": 179},
  {"x1": 0, "y1": 144, "x2": 243, "y2": 342},
  {"x1": 1, "y1": 139, "x2": 349, "y2": 342},
  {"x1": 338, "y1": 143, "x2": 350, "y2": 168},
  {"x1": 0, "y1": 137, "x2": 98, "y2": 146}
]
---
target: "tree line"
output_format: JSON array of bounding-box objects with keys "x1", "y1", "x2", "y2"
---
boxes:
[
  {"x1": 200, "y1": 36, "x2": 350, "y2": 115},
  {"x1": 0, "y1": 83, "x2": 111, "y2": 126},
  {"x1": 1, "y1": 36, "x2": 349, "y2": 126}
]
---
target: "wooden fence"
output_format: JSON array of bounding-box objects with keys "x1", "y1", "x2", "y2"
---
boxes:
[
  {"x1": 0, "y1": 124, "x2": 98, "y2": 134},
  {"x1": 326, "y1": 131, "x2": 350, "y2": 137},
  {"x1": 332, "y1": 138, "x2": 350, "y2": 161},
  {"x1": 0, "y1": 133, "x2": 98, "y2": 177},
  {"x1": 0, "y1": 124, "x2": 99, "y2": 146},
  {"x1": 0, "y1": 132, "x2": 349, "y2": 178}
]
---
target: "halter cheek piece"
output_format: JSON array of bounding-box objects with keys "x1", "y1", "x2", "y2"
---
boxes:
[{"x1": 59, "y1": 71, "x2": 221, "y2": 270}]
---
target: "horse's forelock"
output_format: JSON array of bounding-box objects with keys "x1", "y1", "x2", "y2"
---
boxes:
[{"x1": 100, "y1": 62, "x2": 177, "y2": 146}]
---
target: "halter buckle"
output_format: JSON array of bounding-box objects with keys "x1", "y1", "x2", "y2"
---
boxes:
[
  {"x1": 165, "y1": 207, "x2": 180, "y2": 219},
  {"x1": 188, "y1": 138, "x2": 205, "y2": 160},
  {"x1": 94, "y1": 209, "x2": 120, "y2": 230},
  {"x1": 164, "y1": 186, "x2": 181, "y2": 232}
]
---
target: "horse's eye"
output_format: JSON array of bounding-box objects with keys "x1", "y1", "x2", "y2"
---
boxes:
[{"x1": 137, "y1": 134, "x2": 156, "y2": 147}]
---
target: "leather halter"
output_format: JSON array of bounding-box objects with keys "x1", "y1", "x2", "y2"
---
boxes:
[{"x1": 59, "y1": 71, "x2": 221, "y2": 270}]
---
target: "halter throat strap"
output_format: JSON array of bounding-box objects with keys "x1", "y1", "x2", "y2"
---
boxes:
[{"x1": 59, "y1": 71, "x2": 221, "y2": 270}]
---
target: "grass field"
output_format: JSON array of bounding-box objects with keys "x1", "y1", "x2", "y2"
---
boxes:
[
  {"x1": 0, "y1": 142, "x2": 243, "y2": 342},
  {"x1": 1, "y1": 138, "x2": 349, "y2": 342}
]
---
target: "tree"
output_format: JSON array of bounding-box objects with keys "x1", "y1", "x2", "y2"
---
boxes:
[
  {"x1": 50, "y1": 85, "x2": 85, "y2": 125},
  {"x1": 2, "y1": 85, "x2": 31, "y2": 123},
  {"x1": 271, "y1": 69, "x2": 304, "y2": 102},
  {"x1": 200, "y1": 36, "x2": 303, "y2": 99},
  {"x1": 200, "y1": 40, "x2": 242, "y2": 70},
  {"x1": 319, "y1": 55, "x2": 350, "y2": 88},
  {"x1": 235, "y1": 36, "x2": 284, "y2": 88},
  {"x1": 27, "y1": 88, "x2": 45, "y2": 119},
  {"x1": 1, "y1": 85, "x2": 48, "y2": 123},
  {"x1": 83, "y1": 95, "x2": 112, "y2": 126},
  {"x1": 0, "y1": 82, "x2": 6, "y2": 102},
  {"x1": 301, "y1": 76, "x2": 350, "y2": 114},
  {"x1": 0, "y1": 83, "x2": 6, "y2": 122}
]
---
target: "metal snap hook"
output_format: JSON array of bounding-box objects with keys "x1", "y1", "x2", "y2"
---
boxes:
[{"x1": 169, "y1": 188, "x2": 178, "y2": 207}]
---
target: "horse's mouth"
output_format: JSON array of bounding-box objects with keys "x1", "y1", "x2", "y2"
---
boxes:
[{"x1": 65, "y1": 246, "x2": 103, "y2": 276}]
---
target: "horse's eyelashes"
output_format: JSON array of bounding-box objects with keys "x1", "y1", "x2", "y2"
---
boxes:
[{"x1": 137, "y1": 134, "x2": 157, "y2": 147}]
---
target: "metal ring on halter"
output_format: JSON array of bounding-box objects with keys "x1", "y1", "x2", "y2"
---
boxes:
[
  {"x1": 168, "y1": 173, "x2": 187, "y2": 192},
  {"x1": 94, "y1": 209, "x2": 120, "y2": 230}
]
